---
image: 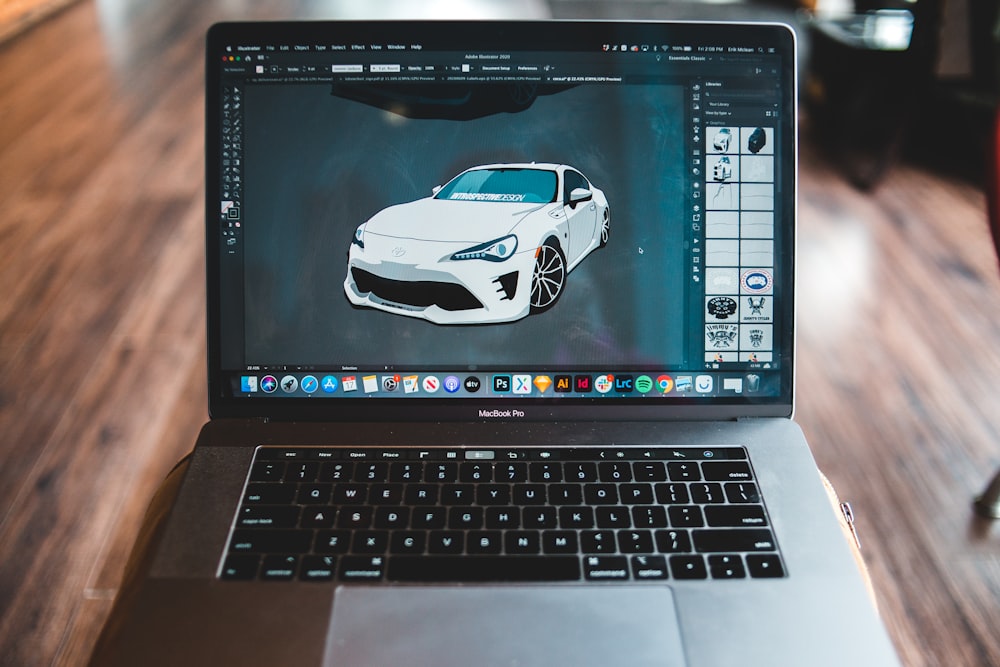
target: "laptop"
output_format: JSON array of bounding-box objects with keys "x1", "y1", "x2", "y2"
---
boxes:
[{"x1": 93, "y1": 19, "x2": 900, "y2": 666}]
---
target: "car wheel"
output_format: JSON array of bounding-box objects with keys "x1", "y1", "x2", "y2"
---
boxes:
[
  {"x1": 530, "y1": 241, "x2": 566, "y2": 313},
  {"x1": 599, "y1": 206, "x2": 610, "y2": 247}
]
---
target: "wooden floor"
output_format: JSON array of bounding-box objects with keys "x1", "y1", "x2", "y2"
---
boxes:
[{"x1": 1, "y1": 1, "x2": 998, "y2": 665}]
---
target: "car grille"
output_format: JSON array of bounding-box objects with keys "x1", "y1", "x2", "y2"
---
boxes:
[{"x1": 352, "y1": 268, "x2": 484, "y2": 312}]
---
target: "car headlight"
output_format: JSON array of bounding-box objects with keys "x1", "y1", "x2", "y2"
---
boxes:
[
  {"x1": 451, "y1": 235, "x2": 518, "y2": 262},
  {"x1": 352, "y1": 225, "x2": 365, "y2": 249}
]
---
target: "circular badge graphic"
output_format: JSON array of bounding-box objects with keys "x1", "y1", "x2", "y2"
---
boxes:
[
  {"x1": 635, "y1": 375, "x2": 654, "y2": 393},
  {"x1": 594, "y1": 375, "x2": 614, "y2": 394},
  {"x1": 741, "y1": 269, "x2": 773, "y2": 294},
  {"x1": 300, "y1": 375, "x2": 318, "y2": 394},
  {"x1": 656, "y1": 375, "x2": 674, "y2": 393},
  {"x1": 444, "y1": 375, "x2": 461, "y2": 393},
  {"x1": 321, "y1": 376, "x2": 338, "y2": 393},
  {"x1": 261, "y1": 375, "x2": 277, "y2": 393},
  {"x1": 707, "y1": 296, "x2": 738, "y2": 320},
  {"x1": 464, "y1": 376, "x2": 481, "y2": 393}
]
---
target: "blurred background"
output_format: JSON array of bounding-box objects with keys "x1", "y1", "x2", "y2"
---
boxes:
[{"x1": 1, "y1": 1, "x2": 999, "y2": 666}]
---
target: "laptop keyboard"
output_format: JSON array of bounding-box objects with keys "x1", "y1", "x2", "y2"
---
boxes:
[{"x1": 220, "y1": 446, "x2": 785, "y2": 582}]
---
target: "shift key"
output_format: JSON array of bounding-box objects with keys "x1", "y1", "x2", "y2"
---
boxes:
[{"x1": 693, "y1": 528, "x2": 776, "y2": 552}]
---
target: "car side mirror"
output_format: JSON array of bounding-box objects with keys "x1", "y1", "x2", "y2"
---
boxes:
[
  {"x1": 568, "y1": 187, "x2": 593, "y2": 208},
  {"x1": 432, "y1": 185, "x2": 443, "y2": 195}
]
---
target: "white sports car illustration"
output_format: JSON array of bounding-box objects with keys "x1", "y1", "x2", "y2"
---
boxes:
[{"x1": 344, "y1": 163, "x2": 610, "y2": 324}]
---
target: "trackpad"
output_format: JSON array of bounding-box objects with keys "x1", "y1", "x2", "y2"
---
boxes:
[{"x1": 324, "y1": 585, "x2": 687, "y2": 666}]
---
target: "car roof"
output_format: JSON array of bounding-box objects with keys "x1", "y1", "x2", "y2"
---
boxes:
[{"x1": 468, "y1": 162, "x2": 567, "y2": 172}]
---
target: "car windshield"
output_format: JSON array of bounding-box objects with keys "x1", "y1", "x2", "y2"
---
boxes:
[{"x1": 435, "y1": 168, "x2": 557, "y2": 204}]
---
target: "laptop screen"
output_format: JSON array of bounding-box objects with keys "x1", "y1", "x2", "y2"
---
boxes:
[{"x1": 205, "y1": 20, "x2": 796, "y2": 421}]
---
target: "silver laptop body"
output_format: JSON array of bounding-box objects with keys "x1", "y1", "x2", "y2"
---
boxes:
[{"x1": 92, "y1": 20, "x2": 900, "y2": 667}]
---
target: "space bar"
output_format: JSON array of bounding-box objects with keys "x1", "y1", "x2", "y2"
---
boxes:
[{"x1": 387, "y1": 556, "x2": 581, "y2": 582}]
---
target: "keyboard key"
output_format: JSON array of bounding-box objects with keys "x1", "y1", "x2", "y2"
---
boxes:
[
  {"x1": 319, "y1": 462, "x2": 352, "y2": 482},
  {"x1": 332, "y1": 484, "x2": 367, "y2": 504},
  {"x1": 468, "y1": 531, "x2": 503, "y2": 554},
  {"x1": 667, "y1": 462, "x2": 701, "y2": 482},
  {"x1": 633, "y1": 461, "x2": 667, "y2": 482},
  {"x1": 287, "y1": 462, "x2": 319, "y2": 483},
  {"x1": 670, "y1": 555, "x2": 708, "y2": 579},
  {"x1": 632, "y1": 506, "x2": 668, "y2": 529},
  {"x1": 746, "y1": 554, "x2": 785, "y2": 578},
  {"x1": 598, "y1": 462, "x2": 632, "y2": 482},
  {"x1": 584, "y1": 484, "x2": 618, "y2": 504},
  {"x1": 513, "y1": 484, "x2": 547, "y2": 504},
  {"x1": 595, "y1": 507, "x2": 631, "y2": 528},
  {"x1": 229, "y1": 529, "x2": 312, "y2": 554},
  {"x1": 369, "y1": 484, "x2": 403, "y2": 505},
  {"x1": 297, "y1": 483, "x2": 332, "y2": 505},
  {"x1": 336, "y1": 507, "x2": 373, "y2": 529},
  {"x1": 655, "y1": 529, "x2": 693, "y2": 553},
  {"x1": 249, "y1": 461, "x2": 284, "y2": 482},
  {"x1": 390, "y1": 531, "x2": 426, "y2": 554},
  {"x1": 565, "y1": 462, "x2": 598, "y2": 482},
  {"x1": 441, "y1": 484, "x2": 475, "y2": 505},
  {"x1": 548, "y1": 484, "x2": 583, "y2": 505},
  {"x1": 427, "y1": 531, "x2": 464, "y2": 554},
  {"x1": 352, "y1": 531, "x2": 389, "y2": 553},
  {"x1": 496, "y1": 462, "x2": 527, "y2": 483},
  {"x1": 237, "y1": 505, "x2": 300, "y2": 528},
  {"x1": 704, "y1": 505, "x2": 768, "y2": 527},
  {"x1": 389, "y1": 462, "x2": 422, "y2": 482},
  {"x1": 449, "y1": 507, "x2": 484, "y2": 529},
  {"x1": 339, "y1": 556, "x2": 385, "y2": 581},
  {"x1": 668, "y1": 505, "x2": 704, "y2": 528},
  {"x1": 299, "y1": 555, "x2": 336, "y2": 581},
  {"x1": 708, "y1": 554, "x2": 746, "y2": 579},
  {"x1": 260, "y1": 554, "x2": 298, "y2": 580},
  {"x1": 631, "y1": 555, "x2": 669, "y2": 580},
  {"x1": 559, "y1": 506, "x2": 595, "y2": 529},
  {"x1": 485, "y1": 507, "x2": 520, "y2": 529},
  {"x1": 581, "y1": 530, "x2": 616, "y2": 553},
  {"x1": 530, "y1": 462, "x2": 562, "y2": 482},
  {"x1": 476, "y1": 484, "x2": 511, "y2": 505},
  {"x1": 617, "y1": 530, "x2": 654, "y2": 554},
  {"x1": 724, "y1": 482, "x2": 760, "y2": 504},
  {"x1": 374, "y1": 507, "x2": 410, "y2": 529},
  {"x1": 243, "y1": 483, "x2": 296, "y2": 505},
  {"x1": 693, "y1": 529, "x2": 776, "y2": 553},
  {"x1": 461, "y1": 462, "x2": 493, "y2": 483},
  {"x1": 542, "y1": 531, "x2": 578, "y2": 554},
  {"x1": 220, "y1": 554, "x2": 259, "y2": 580},
  {"x1": 620, "y1": 483, "x2": 654, "y2": 505},
  {"x1": 690, "y1": 483, "x2": 724, "y2": 505},
  {"x1": 523, "y1": 506, "x2": 558, "y2": 529},
  {"x1": 300, "y1": 506, "x2": 336, "y2": 529},
  {"x1": 655, "y1": 482, "x2": 690, "y2": 505},
  {"x1": 702, "y1": 461, "x2": 753, "y2": 482},
  {"x1": 412, "y1": 507, "x2": 447, "y2": 529},
  {"x1": 583, "y1": 555, "x2": 629, "y2": 581},
  {"x1": 314, "y1": 530, "x2": 350, "y2": 553},
  {"x1": 404, "y1": 484, "x2": 439, "y2": 505},
  {"x1": 388, "y1": 556, "x2": 581, "y2": 582},
  {"x1": 425, "y1": 462, "x2": 458, "y2": 483},
  {"x1": 505, "y1": 531, "x2": 540, "y2": 554}
]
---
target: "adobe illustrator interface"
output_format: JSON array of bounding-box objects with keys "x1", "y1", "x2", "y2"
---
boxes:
[{"x1": 214, "y1": 33, "x2": 789, "y2": 400}]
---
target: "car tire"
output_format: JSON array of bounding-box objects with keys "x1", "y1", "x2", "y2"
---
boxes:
[
  {"x1": 530, "y1": 241, "x2": 567, "y2": 313},
  {"x1": 599, "y1": 206, "x2": 610, "y2": 247}
]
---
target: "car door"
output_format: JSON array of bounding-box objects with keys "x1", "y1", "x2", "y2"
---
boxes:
[{"x1": 562, "y1": 169, "x2": 598, "y2": 265}]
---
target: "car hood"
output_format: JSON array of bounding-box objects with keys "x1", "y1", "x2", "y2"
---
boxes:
[{"x1": 364, "y1": 197, "x2": 551, "y2": 243}]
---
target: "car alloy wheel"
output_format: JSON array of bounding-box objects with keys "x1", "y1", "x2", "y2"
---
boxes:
[{"x1": 530, "y1": 242, "x2": 566, "y2": 312}]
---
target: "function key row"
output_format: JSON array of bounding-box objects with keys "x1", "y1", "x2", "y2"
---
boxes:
[
  {"x1": 253, "y1": 446, "x2": 748, "y2": 463},
  {"x1": 250, "y1": 459, "x2": 755, "y2": 485}
]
